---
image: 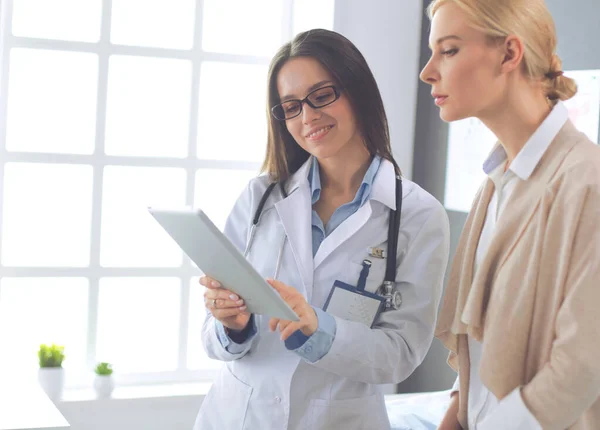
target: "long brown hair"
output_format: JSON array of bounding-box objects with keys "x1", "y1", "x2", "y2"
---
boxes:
[{"x1": 261, "y1": 29, "x2": 399, "y2": 182}]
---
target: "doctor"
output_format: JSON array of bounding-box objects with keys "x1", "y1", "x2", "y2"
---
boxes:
[{"x1": 195, "y1": 29, "x2": 450, "y2": 430}]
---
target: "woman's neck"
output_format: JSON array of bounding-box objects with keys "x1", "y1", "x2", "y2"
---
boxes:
[
  {"x1": 317, "y1": 145, "x2": 372, "y2": 196},
  {"x1": 479, "y1": 84, "x2": 552, "y2": 165}
]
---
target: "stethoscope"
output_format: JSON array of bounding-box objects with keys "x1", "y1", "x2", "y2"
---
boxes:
[{"x1": 243, "y1": 177, "x2": 403, "y2": 311}]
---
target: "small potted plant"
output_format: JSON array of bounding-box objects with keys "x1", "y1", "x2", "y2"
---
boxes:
[
  {"x1": 93, "y1": 362, "x2": 114, "y2": 398},
  {"x1": 37, "y1": 343, "x2": 65, "y2": 401}
]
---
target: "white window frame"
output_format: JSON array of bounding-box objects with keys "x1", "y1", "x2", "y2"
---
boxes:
[{"x1": 0, "y1": 0, "x2": 308, "y2": 387}]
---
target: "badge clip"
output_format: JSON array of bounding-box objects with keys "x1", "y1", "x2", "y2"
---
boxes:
[{"x1": 368, "y1": 247, "x2": 386, "y2": 259}]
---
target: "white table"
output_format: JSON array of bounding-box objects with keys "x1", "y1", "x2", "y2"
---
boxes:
[
  {"x1": 0, "y1": 377, "x2": 69, "y2": 430},
  {"x1": 385, "y1": 389, "x2": 451, "y2": 430}
]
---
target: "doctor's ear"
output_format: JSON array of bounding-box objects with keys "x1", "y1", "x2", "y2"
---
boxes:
[{"x1": 499, "y1": 35, "x2": 525, "y2": 74}]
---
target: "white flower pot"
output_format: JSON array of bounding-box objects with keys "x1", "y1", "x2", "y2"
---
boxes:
[
  {"x1": 37, "y1": 367, "x2": 64, "y2": 401},
  {"x1": 93, "y1": 375, "x2": 114, "y2": 398}
]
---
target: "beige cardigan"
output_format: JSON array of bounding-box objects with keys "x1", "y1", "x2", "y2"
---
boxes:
[{"x1": 436, "y1": 121, "x2": 600, "y2": 430}]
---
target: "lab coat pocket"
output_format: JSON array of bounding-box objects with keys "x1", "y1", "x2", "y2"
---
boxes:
[
  {"x1": 195, "y1": 365, "x2": 252, "y2": 429},
  {"x1": 306, "y1": 392, "x2": 390, "y2": 430}
]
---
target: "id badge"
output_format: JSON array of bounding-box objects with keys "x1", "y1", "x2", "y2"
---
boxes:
[{"x1": 323, "y1": 280, "x2": 385, "y2": 328}]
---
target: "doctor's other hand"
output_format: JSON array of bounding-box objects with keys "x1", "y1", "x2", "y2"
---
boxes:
[
  {"x1": 201, "y1": 276, "x2": 251, "y2": 331},
  {"x1": 267, "y1": 278, "x2": 318, "y2": 341}
]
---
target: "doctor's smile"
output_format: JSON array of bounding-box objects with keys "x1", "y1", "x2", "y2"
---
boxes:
[{"x1": 305, "y1": 124, "x2": 335, "y2": 141}]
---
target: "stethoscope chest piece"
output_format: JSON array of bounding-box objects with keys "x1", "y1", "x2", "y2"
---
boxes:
[{"x1": 377, "y1": 280, "x2": 402, "y2": 311}]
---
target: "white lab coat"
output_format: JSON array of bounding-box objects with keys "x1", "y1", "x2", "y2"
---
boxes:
[{"x1": 194, "y1": 157, "x2": 450, "y2": 430}]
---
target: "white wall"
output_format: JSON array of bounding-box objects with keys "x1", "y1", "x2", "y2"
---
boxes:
[
  {"x1": 56, "y1": 3, "x2": 426, "y2": 429},
  {"x1": 334, "y1": 0, "x2": 424, "y2": 179}
]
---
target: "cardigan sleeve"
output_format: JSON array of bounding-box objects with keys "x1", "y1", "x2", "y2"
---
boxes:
[{"x1": 521, "y1": 183, "x2": 600, "y2": 429}]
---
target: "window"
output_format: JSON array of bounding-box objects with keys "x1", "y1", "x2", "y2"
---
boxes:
[
  {"x1": 443, "y1": 70, "x2": 600, "y2": 213},
  {"x1": 0, "y1": 0, "x2": 334, "y2": 387}
]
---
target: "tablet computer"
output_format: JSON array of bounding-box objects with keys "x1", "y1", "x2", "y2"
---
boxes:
[{"x1": 148, "y1": 207, "x2": 299, "y2": 321}]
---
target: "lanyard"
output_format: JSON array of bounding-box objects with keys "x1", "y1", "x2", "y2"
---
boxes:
[{"x1": 385, "y1": 176, "x2": 403, "y2": 283}]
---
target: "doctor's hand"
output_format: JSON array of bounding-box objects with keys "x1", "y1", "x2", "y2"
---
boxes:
[
  {"x1": 267, "y1": 278, "x2": 318, "y2": 341},
  {"x1": 201, "y1": 276, "x2": 251, "y2": 331}
]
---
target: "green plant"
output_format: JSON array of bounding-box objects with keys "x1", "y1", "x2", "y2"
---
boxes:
[
  {"x1": 94, "y1": 362, "x2": 113, "y2": 376},
  {"x1": 38, "y1": 344, "x2": 65, "y2": 368}
]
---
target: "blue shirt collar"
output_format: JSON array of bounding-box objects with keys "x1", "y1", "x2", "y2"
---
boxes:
[{"x1": 308, "y1": 155, "x2": 382, "y2": 205}]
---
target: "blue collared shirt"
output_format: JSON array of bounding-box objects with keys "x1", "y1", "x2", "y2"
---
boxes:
[
  {"x1": 309, "y1": 155, "x2": 382, "y2": 256},
  {"x1": 216, "y1": 155, "x2": 382, "y2": 362}
]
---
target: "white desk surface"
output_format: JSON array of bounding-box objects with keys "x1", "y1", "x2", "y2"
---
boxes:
[{"x1": 0, "y1": 376, "x2": 69, "y2": 430}]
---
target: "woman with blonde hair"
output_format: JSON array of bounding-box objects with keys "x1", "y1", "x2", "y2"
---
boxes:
[{"x1": 420, "y1": 0, "x2": 600, "y2": 429}]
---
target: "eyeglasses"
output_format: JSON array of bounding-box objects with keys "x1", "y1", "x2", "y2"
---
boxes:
[{"x1": 271, "y1": 85, "x2": 341, "y2": 121}]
